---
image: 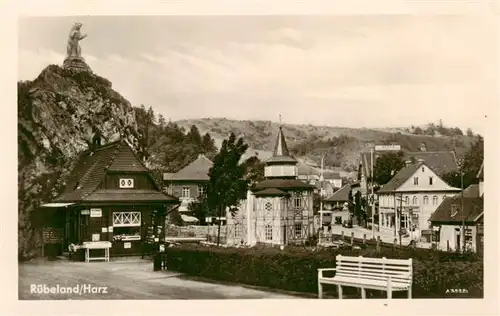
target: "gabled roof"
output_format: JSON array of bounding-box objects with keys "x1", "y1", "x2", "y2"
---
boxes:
[
  {"x1": 429, "y1": 196, "x2": 483, "y2": 224},
  {"x1": 166, "y1": 154, "x2": 213, "y2": 181},
  {"x1": 54, "y1": 139, "x2": 177, "y2": 203},
  {"x1": 324, "y1": 184, "x2": 351, "y2": 202},
  {"x1": 360, "y1": 150, "x2": 458, "y2": 180},
  {"x1": 377, "y1": 162, "x2": 424, "y2": 193},
  {"x1": 323, "y1": 171, "x2": 341, "y2": 180},
  {"x1": 459, "y1": 184, "x2": 481, "y2": 198},
  {"x1": 266, "y1": 126, "x2": 297, "y2": 165}
]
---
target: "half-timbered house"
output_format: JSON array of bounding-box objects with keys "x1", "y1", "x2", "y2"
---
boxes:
[{"x1": 226, "y1": 125, "x2": 315, "y2": 246}]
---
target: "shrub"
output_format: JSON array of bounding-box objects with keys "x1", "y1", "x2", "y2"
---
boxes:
[{"x1": 165, "y1": 244, "x2": 483, "y2": 298}]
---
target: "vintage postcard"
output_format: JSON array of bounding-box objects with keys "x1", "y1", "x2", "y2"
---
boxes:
[{"x1": 7, "y1": 0, "x2": 499, "y2": 315}]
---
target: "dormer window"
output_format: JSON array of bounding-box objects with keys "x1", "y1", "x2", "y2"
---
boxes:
[
  {"x1": 119, "y1": 178, "x2": 134, "y2": 189},
  {"x1": 450, "y1": 204, "x2": 460, "y2": 217},
  {"x1": 413, "y1": 177, "x2": 419, "y2": 185}
]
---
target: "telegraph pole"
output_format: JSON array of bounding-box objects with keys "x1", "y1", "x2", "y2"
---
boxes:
[
  {"x1": 460, "y1": 161, "x2": 465, "y2": 253},
  {"x1": 371, "y1": 147, "x2": 375, "y2": 238},
  {"x1": 319, "y1": 154, "x2": 324, "y2": 243}
]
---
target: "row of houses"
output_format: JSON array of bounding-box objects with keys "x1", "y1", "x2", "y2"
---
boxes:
[{"x1": 34, "y1": 125, "x2": 483, "y2": 258}]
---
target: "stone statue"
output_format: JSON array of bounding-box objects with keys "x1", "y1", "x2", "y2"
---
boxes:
[
  {"x1": 66, "y1": 22, "x2": 87, "y2": 58},
  {"x1": 63, "y1": 22, "x2": 91, "y2": 72}
]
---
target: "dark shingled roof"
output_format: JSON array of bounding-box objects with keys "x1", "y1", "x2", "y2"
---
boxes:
[
  {"x1": 54, "y1": 139, "x2": 177, "y2": 203},
  {"x1": 377, "y1": 162, "x2": 425, "y2": 193},
  {"x1": 82, "y1": 189, "x2": 177, "y2": 202},
  {"x1": 253, "y1": 188, "x2": 288, "y2": 197},
  {"x1": 460, "y1": 184, "x2": 480, "y2": 198},
  {"x1": 297, "y1": 162, "x2": 320, "y2": 176},
  {"x1": 166, "y1": 154, "x2": 213, "y2": 181},
  {"x1": 324, "y1": 184, "x2": 351, "y2": 202},
  {"x1": 266, "y1": 126, "x2": 297, "y2": 165},
  {"x1": 253, "y1": 179, "x2": 314, "y2": 191},
  {"x1": 323, "y1": 171, "x2": 341, "y2": 180},
  {"x1": 429, "y1": 196, "x2": 483, "y2": 224},
  {"x1": 360, "y1": 151, "x2": 458, "y2": 180}
]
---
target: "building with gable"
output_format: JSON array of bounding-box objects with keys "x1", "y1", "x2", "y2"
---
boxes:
[
  {"x1": 377, "y1": 160, "x2": 461, "y2": 240},
  {"x1": 163, "y1": 154, "x2": 213, "y2": 213},
  {"x1": 358, "y1": 149, "x2": 458, "y2": 196},
  {"x1": 33, "y1": 135, "x2": 179, "y2": 258},
  {"x1": 226, "y1": 125, "x2": 315, "y2": 246},
  {"x1": 429, "y1": 161, "x2": 484, "y2": 253}
]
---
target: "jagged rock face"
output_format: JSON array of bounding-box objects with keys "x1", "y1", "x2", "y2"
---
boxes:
[{"x1": 18, "y1": 64, "x2": 141, "y2": 259}]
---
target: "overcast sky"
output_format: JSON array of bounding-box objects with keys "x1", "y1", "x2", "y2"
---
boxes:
[{"x1": 18, "y1": 15, "x2": 497, "y2": 134}]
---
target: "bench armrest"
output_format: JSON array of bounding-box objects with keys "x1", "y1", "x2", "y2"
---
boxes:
[{"x1": 317, "y1": 268, "x2": 336, "y2": 278}]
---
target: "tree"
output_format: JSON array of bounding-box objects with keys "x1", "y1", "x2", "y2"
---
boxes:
[
  {"x1": 348, "y1": 190, "x2": 354, "y2": 215},
  {"x1": 206, "y1": 133, "x2": 250, "y2": 245},
  {"x1": 187, "y1": 125, "x2": 202, "y2": 146},
  {"x1": 413, "y1": 126, "x2": 423, "y2": 135},
  {"x1": 201, "y1": 132, "x2": 217, "y2": 157},
  {"x1": 158, "y1": 114, "x2": 167, "y2": 131},
  {"x1": 442, "y1": 136, "x2": 483, "y2": 188},
  {"x1": 354, "y1": 191, "x2": 363, "y2": 226},
  {"x1": 240, "y1": 155, "x2": 265, "y2": 186},
  {"x1": 373, "y1": 151, "x2": 406, "y2": 185},
  {"x1": 188, "y1": 194, "x2": 212, "y2": 225}
]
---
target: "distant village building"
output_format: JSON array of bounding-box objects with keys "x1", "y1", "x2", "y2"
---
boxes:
[
  {"x1": 163, "y1": 154, "x2": 212, "y2": 211},
  {"x1": 226, "y1": 125, "x2": 315, "y2": 246},
  {"x1": 33, "y1": 137, "x2": 178, "y2": 258},
  {"x1": 377, "y1": 160, "x2": 461, "y2": 241},
  {"x1": 358, "y1": 148, "x2": 459, "y2": 196},
  {"x1": 323, "y1": 183, "x2": 352, "y2": 225},
  {"x1": 322, "y1": 171, "x2": 343, "y2": 189},
  {"x1": 297, "y1": 163, "x2": 321, "y2": 184},
  {"x1": 429, "y1": 162, "x2": 484, "y2": 253}
]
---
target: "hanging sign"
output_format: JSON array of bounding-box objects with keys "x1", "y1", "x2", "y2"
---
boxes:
[
  {"x1": 108, "y1": 226, "x2": 114, "y2": 232},
  {"x1": 375, "y1": 144, "x2": 401, "y2": 151},
  {"x1": 124, "y1": 242, "x2": 131, "y2": 249},
  {"x1": 101, "y1": 227, "x2": 108, "y2": 233},
  {"x1": 92, "y1": 234, "x2": 100, "y2": 241},
  {"x1": 90, "y1": 208, "x2": 102, "y2": 217}
]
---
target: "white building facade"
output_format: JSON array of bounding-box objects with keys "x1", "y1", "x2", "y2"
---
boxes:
[{"x1": 377, "y1": 161, "x2": 461, "y2": 239}]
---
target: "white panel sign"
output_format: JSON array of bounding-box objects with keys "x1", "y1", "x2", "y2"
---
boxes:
[
  {"x1": 108, "y1": 226, "x2": 113, "y2": 232},
  {"x1": 90, "y1": 208, "x2": 102, "y2": 217},
  {"x1": 375, "y1": 145, "x2": 401, "y2": 151},
  {"x1": 124, "y1": 242, "x2": 131, "y2": 249},
  {"x1": 81, "y1": 209, "x2": 90, "y2": 215},
  {"x1": 92, "y1": 234, "x2": 100, "y2": 241},
  {"x1": 101, "y1": 227, "x2": 108, "y2": 233}
]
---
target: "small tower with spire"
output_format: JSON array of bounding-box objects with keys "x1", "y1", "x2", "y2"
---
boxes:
[{"x1": 264, "y1": 116, "x2": 299, "y2": 179}]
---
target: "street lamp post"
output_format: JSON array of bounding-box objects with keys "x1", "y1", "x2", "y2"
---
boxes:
[{"x1": 460, "y1": 163, "x2": 465, "y2": 253}]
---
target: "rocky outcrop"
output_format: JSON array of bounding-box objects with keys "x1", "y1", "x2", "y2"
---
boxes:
[{"x1": 18, "y1": 64, "x2": 141, "y2": 259}]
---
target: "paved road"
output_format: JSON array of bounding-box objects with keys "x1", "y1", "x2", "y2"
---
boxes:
[{"x1": 19, "y1": 258, "x2": 300, "y2": 300}]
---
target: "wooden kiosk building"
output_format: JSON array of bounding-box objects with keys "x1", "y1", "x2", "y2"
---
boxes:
[{"x1": 33, "y1": 135, "x2": 179, "y2": 260}]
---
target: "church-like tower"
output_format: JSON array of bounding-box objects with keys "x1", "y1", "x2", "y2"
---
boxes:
[{"x1": 226, "y1": 124, "x2": 315, "y2": 246}]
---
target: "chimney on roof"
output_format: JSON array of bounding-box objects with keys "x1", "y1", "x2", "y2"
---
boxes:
[
  {"x1": 405, "y1": 160, "x2": 412, "y2": 166},
  {"x1": 417, "y1": 158, "x2": 425, "y2": 163}
]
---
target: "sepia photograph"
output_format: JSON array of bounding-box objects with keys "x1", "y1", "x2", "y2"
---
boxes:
[{"x1": 14, "y1": 3, "x2": 496, "y2": 311}]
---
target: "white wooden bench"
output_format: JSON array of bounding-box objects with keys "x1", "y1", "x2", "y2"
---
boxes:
[{"x1": 318, "y1": 255, "x2": 413, "y2": 299}]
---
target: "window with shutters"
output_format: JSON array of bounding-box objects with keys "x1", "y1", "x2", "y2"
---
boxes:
[{"x1": 119, "y1": 178, "x2": 134, "y2": 188}]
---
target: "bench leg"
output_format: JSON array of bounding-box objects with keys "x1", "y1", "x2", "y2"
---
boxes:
[
  {"x1": 318, "y1": 282, "x2": 323, "y2": 299},
  {"x1": 361, "y1": 288, "x2": 366, "y2": 299},
  {"x1": 387, "y1": 288, "x2": 392, "y2": 299},
  {"x1": 408, "y1": 287, "x2": 412, "y2": 299},
  {"x1": 337, "y1": 285, "x2": 343, "y2": 299}
]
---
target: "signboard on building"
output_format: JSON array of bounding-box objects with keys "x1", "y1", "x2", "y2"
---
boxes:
[
  {"x1": 90, "y1": 208, "x2": 102, "y2": 217},
  {"x1": 375, "y1": 144, "x2": 401, "y2": 151}
]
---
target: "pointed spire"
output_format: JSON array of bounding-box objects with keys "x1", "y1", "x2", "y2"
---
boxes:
[{"x1": 266, "y1": 121, "x2": 297, "y2": 165}]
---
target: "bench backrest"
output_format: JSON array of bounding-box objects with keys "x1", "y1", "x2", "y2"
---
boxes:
[{"x1": 335, "y1": 255, "x2": 413, "y2": 285}]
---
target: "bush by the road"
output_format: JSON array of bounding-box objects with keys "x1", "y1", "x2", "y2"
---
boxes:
[{"x1": 165, "y1": 244, "x2": 483, "y2": 298}]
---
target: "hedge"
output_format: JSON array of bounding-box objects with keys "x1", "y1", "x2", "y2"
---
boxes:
[{"x1": 165, "y1": 244, "x2": 483, "y2": 298}]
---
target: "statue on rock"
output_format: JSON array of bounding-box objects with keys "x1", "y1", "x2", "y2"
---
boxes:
[{"x1": 63, "y1": 22, "x2": 92, "y2": 72}]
